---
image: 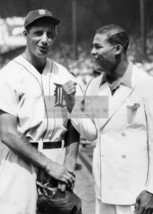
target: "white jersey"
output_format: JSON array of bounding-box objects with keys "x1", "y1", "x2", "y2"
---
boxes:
[{"x1": 0, "y1": 55, "x2": 82, "y2": 214}]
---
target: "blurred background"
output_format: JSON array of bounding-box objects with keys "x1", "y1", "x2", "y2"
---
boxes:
[
  {"x1": 1, "y1": 2, "x2": 153, "y2": 212},
  {"x1": 1, "y1": 0, "x2": 153, "y2": 91}
]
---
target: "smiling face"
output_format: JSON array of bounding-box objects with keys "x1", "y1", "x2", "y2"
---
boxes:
[
  {"x1": 25, "y1": 18, "x2": 56, "y2": 61},
  {"x1": 91, "y1": 33, "x2": 116, "y2": 72}
]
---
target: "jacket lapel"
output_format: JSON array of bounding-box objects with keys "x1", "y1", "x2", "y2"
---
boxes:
[
  {"x1": 98, "y1": 83, "x2": 136, "y2": 129},
  {"x1": 92, "y1": 65, "x2": 138, "y2": 130}
]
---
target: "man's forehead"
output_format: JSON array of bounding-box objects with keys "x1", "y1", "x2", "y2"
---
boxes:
[{"x1": 93, "y1": 33, "x2": 108, "y2": 43}]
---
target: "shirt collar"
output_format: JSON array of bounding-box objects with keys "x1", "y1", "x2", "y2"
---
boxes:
[{"x1": 100, "y1": 61, "x2": 133, "y2": 90}]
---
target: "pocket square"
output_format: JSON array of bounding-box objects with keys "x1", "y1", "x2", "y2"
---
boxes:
[
  {"x1": 127, "y1": 103, "x2": 140, "y2": 111},
  {"x1": 127, "y1": 103, "x2": 140, "y2": 124}
]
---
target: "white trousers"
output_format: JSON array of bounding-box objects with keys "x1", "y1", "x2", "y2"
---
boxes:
[{"x1": 96, "y1": 199, "x2": 135, "y2": 214}]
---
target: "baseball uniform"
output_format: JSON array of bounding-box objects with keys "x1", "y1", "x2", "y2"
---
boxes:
[{"x1": 0, "y1": 55, "x2": 82, "y2": 214}]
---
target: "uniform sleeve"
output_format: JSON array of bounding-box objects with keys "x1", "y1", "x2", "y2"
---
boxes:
[{"x1": 0, "y1": 80, "x2": 18, "y2": 116}]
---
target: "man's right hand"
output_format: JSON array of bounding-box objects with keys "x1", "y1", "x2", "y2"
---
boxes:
[
  {"x1": 62, "y1": 81, "x2": 77, "y2": 112},
  {"x1": 46, "y1": 161, "x2": 75, "y2": 185},
  {"x1": 134, "y1": 190, "x2": 153, "y2": 214}
]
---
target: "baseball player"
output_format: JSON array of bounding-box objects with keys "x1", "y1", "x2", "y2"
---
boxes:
[{"x1": 0, "y1": 9, "x2": 82, "y2": 214}]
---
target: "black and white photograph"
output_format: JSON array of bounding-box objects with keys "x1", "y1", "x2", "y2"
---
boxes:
[{"x1": 0, "y1": 1, "x2": 153, "y2": 214}]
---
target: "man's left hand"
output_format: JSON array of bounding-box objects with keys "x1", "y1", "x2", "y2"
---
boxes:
[
  {"x1": 58, "y1": 171, "x2": 75, "y2": 192},
  {"x1": 135, "y1": 190, "x2": 153, "y2": 214}
]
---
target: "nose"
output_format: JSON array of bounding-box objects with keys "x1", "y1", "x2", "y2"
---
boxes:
[
  {"x1": 91, "y1": 47, "x2": 96, "y2": 56},
  {"x1": 41, "y1": 32, "x2": 49, "y2": 44}
]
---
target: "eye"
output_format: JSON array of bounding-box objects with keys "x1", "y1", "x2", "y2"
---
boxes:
[
  {"x1": 34, "y1": 31, "x2": 43, "y2": 36},
  {"x1": 47, "y1": 32, "x2": 55, "y2": 39},
  {"x1": 94, "y1": 44, "x2": 102, "y2": 49}
]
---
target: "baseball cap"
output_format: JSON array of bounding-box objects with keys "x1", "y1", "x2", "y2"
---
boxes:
[{"x1": 24, "y1": 9, "x2": 60, "y2": 28}]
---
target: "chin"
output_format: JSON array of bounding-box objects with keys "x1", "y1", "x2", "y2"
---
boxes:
[
  {"x1": 94, "y1": 65, "x2": 104, "y2": 73},
  {"x1": 37, "y1": 50, "x2": 48, "y2": 57},
  {"x1": 37, "y1": 53, "x2": 48, "y2": 59}
]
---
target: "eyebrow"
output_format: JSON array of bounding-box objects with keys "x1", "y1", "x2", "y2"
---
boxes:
[{"x1": 93, "y1": 43, "x2": 102, "y2": 46}]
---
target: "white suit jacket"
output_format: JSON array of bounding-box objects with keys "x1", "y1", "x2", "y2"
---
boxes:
[{"x1": 72, "y1": 62, "x2": 153, "y2": 205}]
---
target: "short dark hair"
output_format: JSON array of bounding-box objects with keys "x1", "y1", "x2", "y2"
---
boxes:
[{"x1": 96, "y1": 24, "x2": 129, "y2": 52}]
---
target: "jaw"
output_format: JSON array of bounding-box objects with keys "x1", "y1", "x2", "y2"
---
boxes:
[
  {"x1": 93, "y1": 58, "x2": 107, "y2": 72},
  {"x1": 93, "y1": 63, "x2": 104, "y2": 73}
]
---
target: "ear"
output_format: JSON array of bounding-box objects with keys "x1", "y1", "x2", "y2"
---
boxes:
[
  {"x1": 23, "y1": 30, "x2": 28, "y2": 38},
  {"x1": 114, "y1": 44, "x2": 122, "y2": 55}
]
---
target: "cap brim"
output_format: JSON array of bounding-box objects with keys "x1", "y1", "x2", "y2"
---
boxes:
[
  {"x1": 25, "y1": 15, "x2": 60, "y2": 28},
  {"x1": 41, "y1": 15, "x2": 60, "y2": 25}
]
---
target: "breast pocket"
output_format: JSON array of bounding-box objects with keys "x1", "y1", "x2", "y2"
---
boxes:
[{"x1": 126, "y1": 99, "x2": 145, "y2": 125}]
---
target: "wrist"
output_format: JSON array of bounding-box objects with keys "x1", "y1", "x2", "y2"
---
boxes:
[
  {"x1": 64, "y1": 159, "x2": 76, "y2": 172},
  {"x1": 40, "y1": 156, "x2": 53, "y2": 173}
]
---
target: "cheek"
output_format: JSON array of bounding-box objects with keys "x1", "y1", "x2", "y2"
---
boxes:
[
  {"x1": 49, "y1": 39, "x2": 55, "y2": 46},
  {"x1": 98, "y1": 49, "x2": 108, "y2": 57},
  {"x1": 98, "y1": 52, "x2": 108, "y2": 62},
  {"x1": 28, "y1": 41, "x2": 38, "y2": 54},
  {"x1": 31, "y1": 40, "x2": 38, "y2": 49},
  {"x1": 102, "y1": 51, "x2": 114, "y2": 61},
  {"x1": 28, "y1": 39, "x2": 34, "y2": 46},
  {"x1": 27, "y1": 41, "x2": 32, "y2": 50}
]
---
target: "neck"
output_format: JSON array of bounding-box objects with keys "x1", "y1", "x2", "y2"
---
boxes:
[
  {"x1": 107, "y1": 58, "x2": 129, "y2": 84},
  {"x1": 22, "y1": 49, "x2": 47, "y2": 74}
]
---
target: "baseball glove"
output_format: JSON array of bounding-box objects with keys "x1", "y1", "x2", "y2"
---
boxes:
[{"x1": 37, "y1": 181, "x2": 82, "y2": 214}]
